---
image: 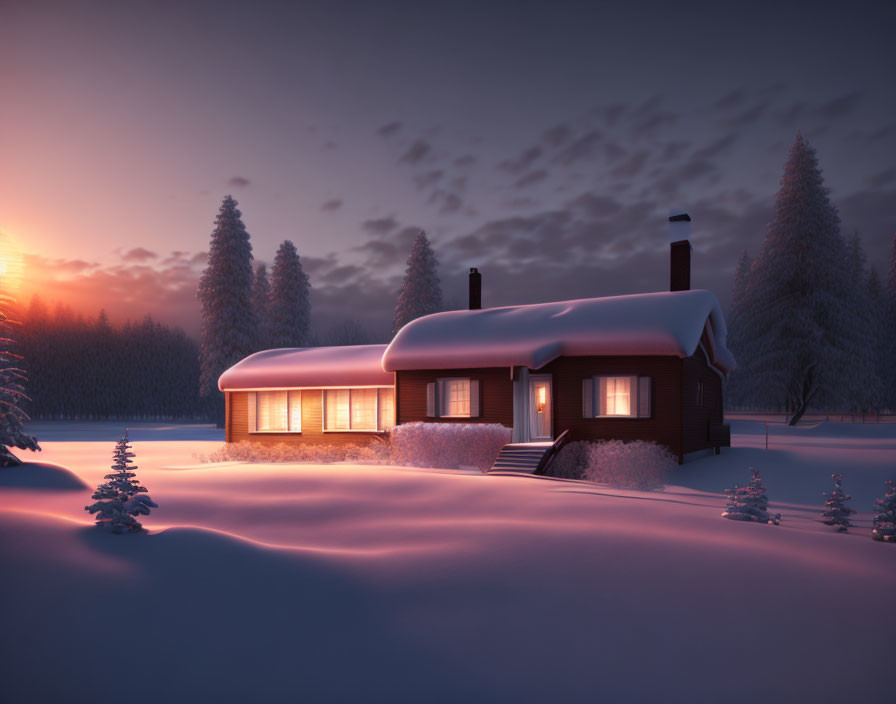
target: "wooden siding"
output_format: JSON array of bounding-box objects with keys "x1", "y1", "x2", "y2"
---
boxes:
[
  {"x1": 226, "y1": 390, "x2": 387, "y2": 447},
  {"x1": 396, "y1": 368, "x2": 514, "y2": 426},
  {"x1": 681, "y1": 346, "x2": 725, "y2": 455},
  {"x1": 539, "y1": 356, "x2": 684, "y2": 458}
]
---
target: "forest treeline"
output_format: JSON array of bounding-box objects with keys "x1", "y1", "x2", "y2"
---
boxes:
[{"x1": 16, "y1": 299, "x2": 206, "y2": 420}]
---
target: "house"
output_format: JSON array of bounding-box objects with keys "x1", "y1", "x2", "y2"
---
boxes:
[
  {"x1": 219, "y1": 212, "x2": 734, "y2": 463},
  {"x1": 218, "y1": 345, "x2": 395, "y2": 446}
]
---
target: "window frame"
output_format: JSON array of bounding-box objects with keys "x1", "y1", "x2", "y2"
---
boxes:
[
  {"x1": 437, "y1": 377, "x2": 472, "y2": 418},
  {"x1": 583, "y1": 375, "x2": 651, "y2": 420},
  {"x1": 322, "y1": 386, "x2": 395, "y2": 433},
  {"x1": 250, "y1": 390, "x2": 302, "y2": 434}
]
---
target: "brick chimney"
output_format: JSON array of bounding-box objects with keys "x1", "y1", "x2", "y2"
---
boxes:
[
  {"x1": 469, "y1": 267, "x2": 482, "y2": 309},
  {"x1": 669, "y1": 211, "x2": 692, "y2": 292}
]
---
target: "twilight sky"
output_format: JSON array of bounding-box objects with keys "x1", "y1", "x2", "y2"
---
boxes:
[{"x1": 1, "y1": 0, "x2": 894, "y2": 339}]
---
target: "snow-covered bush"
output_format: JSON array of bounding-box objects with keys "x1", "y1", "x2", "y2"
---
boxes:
[
  {"x1": 389, "y1": 422, "x2": 510, "y2": 472},
  {"x1": 821, "y1": 473, "x2": 855, "y2": 532},
  {"x1": 871, "y1": 480, "x2": 896, "y2": 543},
  {"x1": 548, "y1": 441, "x2": 589, "y2": 479},
  {"x1": 85, "y1": 431, "x2": 158, "y2": 533},
  {"x1": 722, "y1": 467, "x2": 781, "y2": 525},
  {"x1": 578, "y1": 440, "x2": 676, "y2": 490},
  {"x1": 196, "y1": 439, "x2": 390, "y2": 465}
]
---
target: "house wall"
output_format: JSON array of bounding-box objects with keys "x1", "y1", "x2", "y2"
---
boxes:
[
  {"x1": 539, "y1": 355, "x2": 684, "y2": 458},
  {"x1": 681, "y1": 346, "x2": 726, "y2": 455},
  {"x1": 395, "y1": 367, "x2": 514, "y2": 426},
  {"x1": 226, "y1": 390, "x2": 386, "y2": 447}
]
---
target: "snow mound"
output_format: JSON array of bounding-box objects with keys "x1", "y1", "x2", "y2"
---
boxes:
[
  {"x1": 218, "y1": 344, "x2": 393, "y2": 390},
  {"x1": 384, "y1": 289, "x2": 734, "y2": 373},
  {"x1": 0, "y1": 461, "x2": 89, "y2": 490}
]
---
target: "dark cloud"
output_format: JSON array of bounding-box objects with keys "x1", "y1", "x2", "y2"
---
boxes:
[
  {"x1": 603, "y1": 142, "x2": 628, "y2": 163},
  {"x1": 321, "y1": 198, "x2": 343, "y2": 212},
  {"x1": 611, "y1": 151, "x2": 649, "y2": 179},
  {"x1": 552, "y1": 130, "x2": 602, "y2": 165},
  {"x1": 566, "y1": 193, "x2": 623, "y2": 219},
  {"x1": 600, "y1": 104, "x2": 626, "y2": 126},
  {"x1": 427, "y1": 190, "x2": 463, "y2": 214},
  {"x1": 725, "y1": 101, "x2": 770, "y2": 127},
  {"x1": 503, "y1": 196, "x2": 540, "y2": 210},
  {"x1": 713, "y1": 89, "x2": 745, "y2": 111},
  {"x1": 693, "y1": 133, "x2": 738, "y2": 161},
  {"x1": 542, "y1": 124, "x2": 571, "y2": 149},
  {"x1": 376, "y1": 121, "x2": 402, "y2": 137},
  {"x1": 352, "y1": 226, "x2": 421, "y2": 269},
  {"x1": 121, "y1": 247, "x2": 158, "y2": 262},
  {"x1": 398, "y1": 139, "x2": 432, "y2": 164},
  {"x1": 514, "y1": 169, "x2": 549, "y2": 189},
  {"x1": 454, "y1": 154, "x2": 476, "y2": 167},
  {"x1": 362, "y1": 216, "x2": 400, "y2": 235},
  {"x1": 658, "y1": 141, "x2": 689, "y2": 162},
  {"x1": 632, "y1": 110, "x2": 677, "y2": 136},
  {"x1": 324, "y1": 140, "x2": 338, "y2": 150},
  {"x1": 815, "y1": 92, "x2": 861, "y2": 118},
  {"x1": 775, "y1": 102, "x2": 807, "y2": 126},
  {"x1": 227, "y1": 176, "x2": 250, "y2": 187},
  {"x1": 869, "y1": 169, "x2": 896, "y2": 188},
  {"x1": 450, "y1": 175, "x2": 468, "y2": 191},
  {"x1": 414, "y1": 169, "x2": 444, "y2": 190},
  {"x1": 499, "y1": 146, "x2": 543, "y2": 173}
]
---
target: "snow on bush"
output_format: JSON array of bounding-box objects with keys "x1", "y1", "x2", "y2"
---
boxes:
[
  {"x1": 196, "y1": 423, "x2": 509, "y2": 472},
  {"x1": 549, "y1": 440, "x2": 676, "y2": 490},
  {"x1": 821, "y1": 473, "x2": 855, "y2": 532},
  {"x1": 389, "y1": 422, "x2": 510, "y2": 472},
  {"x1": 196, "y1": 439, "x2": 390, "y2": 465}
]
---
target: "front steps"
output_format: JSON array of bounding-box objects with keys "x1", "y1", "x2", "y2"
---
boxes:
[{"x1": 488, "y1": 442, "x2": 554, "y2": 474}]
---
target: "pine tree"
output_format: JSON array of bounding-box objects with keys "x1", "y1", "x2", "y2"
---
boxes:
[
  {"x1": 821, "y1": 473, "x2": 855, "y2": 532},
  {"x1": 871, "y1": 480, "x2": 896, "y2": 543},
  {"x1": 268, "y1": 240, "x2": 311, "y2": 348},
  {"x1": 725, "y1": 249, "x2": 754, "y2": 409},
  {"x1": 843, "y1": 232, "x2": 880, "y2": 412},
  {"x1": 392, "y1": 231, "x2": 442, "y2": 335},
  {"x1": 738, "y1": 134, "x2": 852, "y2": 424},
  {"x1": 722, "y1": 467, "x2": 781, "y2": 524},
  {"x1": 886, "y1": 234, "x2": 896, "y2": 411},
  {"x1": 198, "y1": 196, "x2": 257, "y2": 426},
  {"x1": 0, "y1": 293, "x2": 40, "y2": 466},
  {"x1": 85, "y1": 431, "x2": 158, "y2": 533},
  {"x1": 251, "y1": 263, "x2": 272, "y2": 351}
]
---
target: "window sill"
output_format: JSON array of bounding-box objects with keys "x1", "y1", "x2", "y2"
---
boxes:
[
  {"x1": 589, "y1": 416, "x2": 642, "y2": 420},
  {"x1": 322, "y1": 429, "x2": 388, "y2": 433},
  {"x1": 438, "y1": 414, "x2": 472, "y2": 419},
  {"x1": 250, "y1": 430, "x2": 302, "y2": 434}
]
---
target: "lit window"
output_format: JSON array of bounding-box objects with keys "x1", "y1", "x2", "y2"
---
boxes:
[
  {"x1": 441, "y1": 379, "x2": 470, "y2": 417},
  {"x1": 583, "y1": 376, "x2": 651, "y2": 419},
  {"x1": 324, "y1": 388, "x2": 393, "y2": 431},
  {"x1": 254, "y1": 390, "x2": 301, "y2": 432}
]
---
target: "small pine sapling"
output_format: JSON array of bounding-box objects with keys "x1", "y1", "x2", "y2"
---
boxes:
[
  {"x1": 821, "y1": 473, "x2": 855, "y2": 532},
  {"x1": 85, "y1": 431, "x2": 158, "y2": 533},
  {"x1": 871, "y1": 480, "x2": 896, "y2": 543},
  {"x1": 721, "y1": 467, "x2": 781, "y2": 525}
]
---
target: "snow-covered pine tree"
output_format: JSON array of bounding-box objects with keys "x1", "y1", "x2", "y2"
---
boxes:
[
  {"x1": 85, "y1": 431, "x2": 157, "y2": 533},
  {"x1": 739, "y1": 134, "x2": 852, "y2": 424},
  {"x1": 251, "y1": 263, "x2": 272, "y2": 351},
  {"x1": 842, "y1": 232, "x2": 880, "y2": 412},
  {"x1": 871, "y1": 480, "x2": 896, "y2": 543},
  {"x1": 0, "y1": 293, "x2": 40, "y2": 466},
  {"x1": 268, "y1": 240, "x2": 311, "y2": 348},
  {"x1": 198, "y1": 196, "x2": 257, "y2": 426},
  {"x1": 725, "y1": 249, "x2": 754, "y2": 409},
  {"x1": 392, "y1": 231, "x2": 442, "y2": 336},
  {"x1": 722, "y1": 467, "x2": 781, "y2": 524},
  {"x1": 821, "y1": 473, "x2": 855, "y2": 532}
]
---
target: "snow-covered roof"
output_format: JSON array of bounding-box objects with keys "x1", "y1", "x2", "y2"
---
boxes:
[
  {"x1": 218, "y1": 345, "x2": 393, "y2": 390},
  {"x1": 383, "y1": 290, "x2": 735, "y2": 374}
]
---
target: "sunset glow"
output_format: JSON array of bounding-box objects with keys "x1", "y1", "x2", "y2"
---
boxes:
[{"x1": 0, "y1": 232, "x2": 25, "y2": 292}]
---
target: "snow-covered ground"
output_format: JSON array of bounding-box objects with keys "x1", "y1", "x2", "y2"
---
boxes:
[{"x1": 1, "y1": 421, "x2": 894, "y2": 703}]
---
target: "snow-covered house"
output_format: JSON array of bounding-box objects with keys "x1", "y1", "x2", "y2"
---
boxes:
[
  {"x1": 219, "y1": 213, "x2": 734, "y2": 462},
  {"x1": 218, "y1": 345, "x2": 395, "y2": 446},
  {"x1": 382, "y1": 288, "x2": 733, "y2": 462}
]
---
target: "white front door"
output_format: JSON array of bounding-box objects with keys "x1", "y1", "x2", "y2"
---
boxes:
[{"x1": 528, "y1": 376, "x2": 553, "y2": 441}]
